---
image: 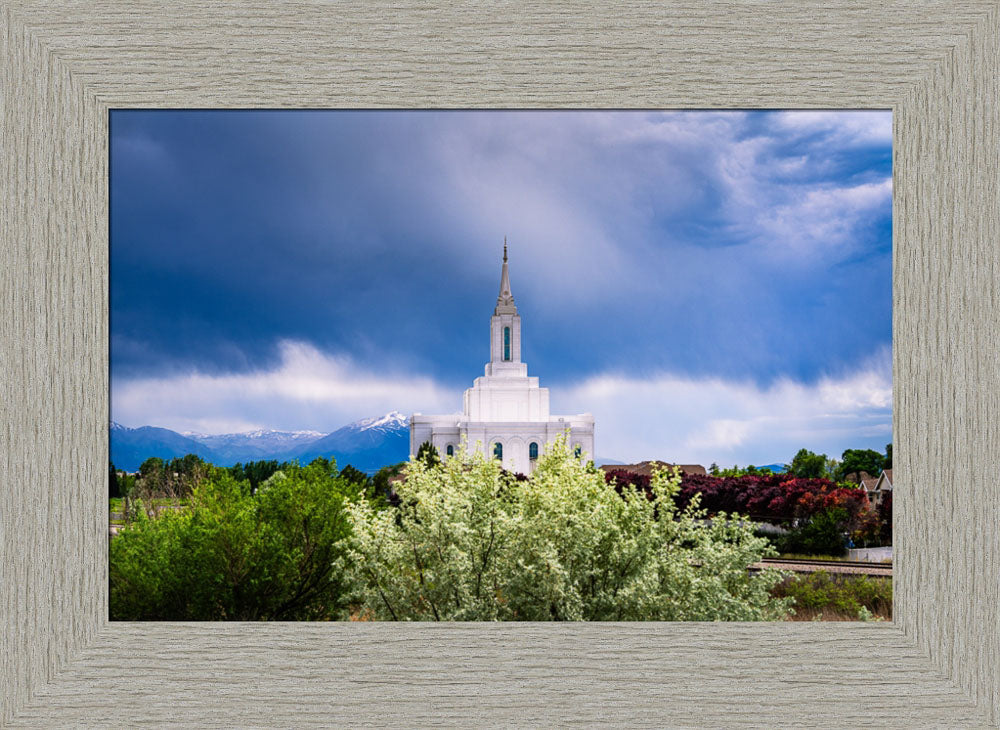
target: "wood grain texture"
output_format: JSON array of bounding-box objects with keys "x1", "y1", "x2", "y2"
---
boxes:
[{"x1": 1, "y1": 1, "x2": 998, "y2": 726}]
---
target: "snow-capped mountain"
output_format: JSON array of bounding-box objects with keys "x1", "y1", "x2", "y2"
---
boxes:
[
  {"x1": 110, "y1": 422, "x2": 224, "y2": 471},
  {"x1": 351, "y1": 410, "x2": 408, "y2": 433},
  {"x1": 110, "y1": 412, "x2": 411, "y2": 473},
  {"x1": 183, "y1": 428, "x2": 325, "y2": 463},
  {"x1": 288, "y1": 412, "x2": 410, "y2": 473}
]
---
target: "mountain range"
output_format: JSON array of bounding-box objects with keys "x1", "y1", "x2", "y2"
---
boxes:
[
  {"x1": 110, "y1": 411, "x2": 686, "y2": 475},
  {"x1": 110, "y1": 411, "x2": 411, "y2": 474}
]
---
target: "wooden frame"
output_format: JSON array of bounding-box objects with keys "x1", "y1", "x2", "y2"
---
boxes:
[{"x1": 2, "y1": 2, "x2": 998, "y2": 725}]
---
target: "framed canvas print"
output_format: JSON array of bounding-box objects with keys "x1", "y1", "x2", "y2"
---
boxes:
[
  {"x1": 3, "y1": 2, "x2": 999, "y2": 727},
  {"x1": 105, "y1": 108, "x2": 894, "y2": 625}
]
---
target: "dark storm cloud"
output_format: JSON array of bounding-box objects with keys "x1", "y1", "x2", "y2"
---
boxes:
[{"x1": 111, "y1": 110, "x2": 892, "y2": 461}]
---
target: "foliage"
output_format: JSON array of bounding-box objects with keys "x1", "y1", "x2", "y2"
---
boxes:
[
  {"x1": 835, "y1": 448, "x2": 885, "y2": 483},
  {"x1": 372, "y1": 461, "x2": 406, "y2": 505},
  {"x1": 416, "y1": 441, "x2": 441, "y2": 469},
  {"x1": 229, "y1": 459, "x2": 291, "y2": 494},
  {"x1": 883, "y1": 443, "x2": 892, "y2": 470},
  {"x1": 135, "y1": 453, "x2": 211, "y2": 499},
  {"x1": 878, "y1": 491, "x2": 892, "y2": 544},
  {"x1": 339, "y1": 464, "x2": 370, "y2": 487},
  {"x1": 775, "y1": 508, "x2": 849, "y2": 556},
  {"x1": 109, "y1": 462, "x2": 136, "y2": 500},
  {"x1": 345, "y1": 438, "x2": 792, "y2": 621},
  {"x1": 609, "y1": 470, "x2": 872, "y2": 529},
  {"x1": 709, "y1": 464, "x2": 776, "y2": 477},
  {"x1": 788, "y1": 448, "x2": 829, "y2": 479},
  {"x1": 773, "y1": 570, "x2": 892, "y2": 620},
  {"x1": 110, "y1": 458, "x2": 359, "y2": 620}
]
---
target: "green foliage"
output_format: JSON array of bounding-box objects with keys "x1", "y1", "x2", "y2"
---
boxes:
[
  {"x1": 416, "y1": 441, "x2": 440, "y2": 468},
  {"x1": 109, "y1": 462, "x2": 137, "y2": 500},
  {"x1": 372, "y1": 461, "x2": 406, "y2": 503},
  {"x1": 345, "y1": 438, "x2": 792, "y2": 621},
  {"x1": 713, "y1": 464, "x2": 775, "y2": 477},
  {"x1": 134, "y1": 453, "x2": 211, "y2": 499},
  {"x1": 788, "y1": 448, "x2": 829, "y2": 479},
  {"x1": 835, "y1": 449, "x2": 885, "y2": 483},
  {"x1": 109, "y1": 458, "x2": 358, "y2": 620},
  {"x1": 883, "y1": 443, "x2": 892, "y2": 470},
  {"x1": 229, "y1": 459, "x2": 290, "y2": 494},
  {"x1": 776, "y1": 508, "x2": 849, "y2": 556},
  {"x1": 338, "y1": 464, "x2": 369, "y2": 487},
  {"x1": 773, "y1": 571, "x2": 892, "y2": 619}
]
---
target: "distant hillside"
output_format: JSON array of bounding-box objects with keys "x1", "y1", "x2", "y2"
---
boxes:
[
  {"x1": 184, "y1": 428, "x2": 324, "y2": 464},
  {"x1": 288, "y1": 411, "x2": 410, "y2": 474},
  {"x1": 110, "y1": 423, "x2": 223, "y2": 471},
  {"x1": 758, "y1": 463, "x2": 787, "y2": 474},
  {"x1": 110, "y1": 412, "x2": 411, "y2": 473}
]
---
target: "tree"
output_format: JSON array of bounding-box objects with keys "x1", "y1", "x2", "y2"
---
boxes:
[
  {"x1": 416, "y1": 440, "x2": 440, "y2": 468},
  {"x1": 109, "y1": 457, "x2": 359, "y2": 620},
  {"x1": 788, "y1": 448, "x2": 828, "y2": 479},
  {"x1": 339, "y1": 464, "x2": 369, "y2": 487},
  {"x1": 777, "y1": 508, "x2": 849, "y2": 556},
  {"x1": 345, "y1": 438, "x2": 792, "y2": 621},
  {"x1": 109, "y1": 461, "x2": 120, "y2": 499},
  {"x1": 884, "y1": 443, "x2": 892, "y2": 470},
  {"x1": 835, "y1": 449, "x2": 885, "y2": 483}
]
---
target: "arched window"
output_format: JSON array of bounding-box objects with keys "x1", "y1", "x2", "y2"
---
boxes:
[
  {"x1": 574, "y1": 443, "x2": 583, "y2": 458},
  {"x1": 446, "y1": 444, "x2": 454, "y2": 457},
  {"x1": 503, "y1": 326, "x2": 511, "y2": 361},
  {"x1": 529, "y1": 442, "x2": 539, "y2": 460},
  {"x1": 493, "y1": 442, "x2": 503, "y2": 460}
]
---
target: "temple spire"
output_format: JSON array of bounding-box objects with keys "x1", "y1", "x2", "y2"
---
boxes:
[{"x1": 495, "y1": 237, "x2": 516, "y2": 314}]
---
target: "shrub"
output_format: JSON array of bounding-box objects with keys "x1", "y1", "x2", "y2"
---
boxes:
[
  {"x1": 776, "y1": 508, "x2": 849, "y2": 556},
  {"x1": 345, "y1": 438, "x2": 792, "y2": 621},
  {"x1": 774, "y1": 571, "x2": 892, "y2": 620},
  {"x1": 110, "y1": 458, "x2": 360, "y2": 620}
]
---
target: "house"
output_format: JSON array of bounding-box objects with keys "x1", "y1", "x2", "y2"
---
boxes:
[{"x1": 872, "y1": 468, "x2": 893, "y2": 506}]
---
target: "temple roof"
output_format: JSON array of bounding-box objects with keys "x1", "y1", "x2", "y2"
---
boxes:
[{"x1": 494, "y1": 237, "x2": 517, "y2": 315}]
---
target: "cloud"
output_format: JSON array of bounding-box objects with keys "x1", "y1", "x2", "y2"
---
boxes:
[
  {"x1": 554, "y1": 348, "x2": 892, "y2": 465},
  {"x1": 112, "y1": 340, "x2": 459, "y2": 434},
  {"x1": 770, "y1": 111, "x2": 892, "y2": 145},
  {"x1": 113, "y1": 337, "x2": 891, "y2": 470}
]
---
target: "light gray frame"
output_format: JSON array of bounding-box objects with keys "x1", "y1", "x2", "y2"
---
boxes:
[{"x1": 2, "y1": 2, "x2": 998, "y2": 726}]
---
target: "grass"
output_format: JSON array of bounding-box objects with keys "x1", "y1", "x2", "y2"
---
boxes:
[
  {"x1": 773, "y1": 570, "x2": 892, "y2": 621},
  {"x1": 777, "y1": 552, "x2": 854, "y2": 562}
]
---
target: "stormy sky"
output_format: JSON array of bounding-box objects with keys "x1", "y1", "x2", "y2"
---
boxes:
[{"x1": 111, "y1": 110, "x2": 892, "y2": 466}]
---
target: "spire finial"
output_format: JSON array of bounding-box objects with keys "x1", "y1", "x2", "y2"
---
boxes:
[{"x1": 494, "y1": 236, "x2": 516, "y2": 314}]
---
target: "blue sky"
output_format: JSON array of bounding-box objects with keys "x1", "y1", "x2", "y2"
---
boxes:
[{"x1": 111, "y1": 110, "x2": 892, "y2": 466}]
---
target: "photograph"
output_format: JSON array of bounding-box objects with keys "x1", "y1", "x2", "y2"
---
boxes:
[{"x1": 109, "y1": 110, "x2": 893, "y2": 622}]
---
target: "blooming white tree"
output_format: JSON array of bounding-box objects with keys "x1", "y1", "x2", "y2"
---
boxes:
[{"x1": 344, "y1": 437, "x2": 791, "y2": 621}]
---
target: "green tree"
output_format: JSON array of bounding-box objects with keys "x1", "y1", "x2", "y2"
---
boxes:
[
  {"x1": 110, "y1": 458, "x2": 358, "y2": 620},
  {"x1": 788, "y1": 448, "x2": 828, "y2": 479},
  {"x1": 339, "y1": 464, "x2": 369, "y2": 487},
  {"x1": 416, "y1": 440, "x2": 440, "y2": 468},
  {"x1": 883, "y1": 443, "x2": 892, "y2": 470},
  {"x1": 778, "y1": 508, "x2": 850, "y2": 556},
  {"x1": 345, "y1": 438, "x2": 791, "y2": 621},
  {"x1": 371, "y1": 461, "x2": 406, "y2": 503},
  {"x1": 835, "y1": 449, "x2": 885, "y2": 483}
]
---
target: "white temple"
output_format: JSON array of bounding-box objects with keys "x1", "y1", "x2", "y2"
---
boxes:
[{"x1": 410, "y1": 241, "x2": 595, "y2": 475}]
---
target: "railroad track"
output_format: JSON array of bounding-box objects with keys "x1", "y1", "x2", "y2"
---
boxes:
[{"x1": 754, "y1": 557, "x2": 892, "y2": 576}]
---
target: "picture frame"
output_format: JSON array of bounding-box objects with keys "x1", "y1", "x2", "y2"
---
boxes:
[{"x1": 2, "y1": 2, "x2": 997, "y2": 726}]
